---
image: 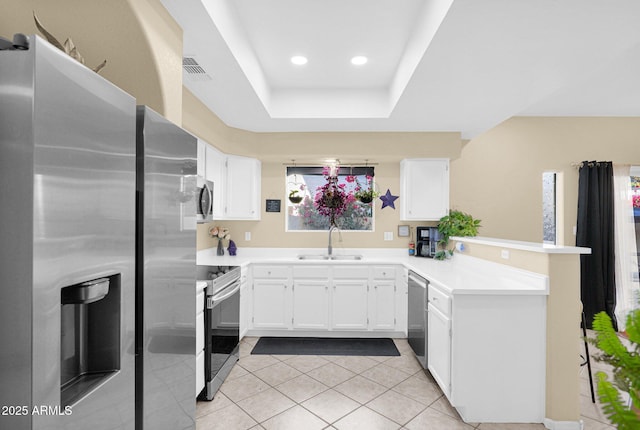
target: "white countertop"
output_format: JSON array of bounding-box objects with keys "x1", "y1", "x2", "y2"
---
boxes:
[
  {"x1": 451, "y1": 236, "x2": 591, "y2": 254},
  {"x1": 197, "y1": 246, "x2": 549, "y2": 296}
]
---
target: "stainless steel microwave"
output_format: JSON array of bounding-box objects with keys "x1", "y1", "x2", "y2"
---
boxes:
[{"x1": 196, "y1": 177, "x2": 213, "y2": 223}]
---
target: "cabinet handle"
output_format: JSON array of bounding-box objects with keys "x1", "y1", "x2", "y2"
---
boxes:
[
  {"x1": 433, "y1": 297, "x2": 438, "y2": 301},
  {"x1": 382, "y1": 272, "x2": 386, "y2": 276}
]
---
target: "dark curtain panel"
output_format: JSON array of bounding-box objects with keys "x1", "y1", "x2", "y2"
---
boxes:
[{"x1": 576, "y1": 161, "x2": 617, "y2": 330}]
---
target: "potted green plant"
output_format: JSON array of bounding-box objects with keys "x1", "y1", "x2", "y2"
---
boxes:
[
  {"x1": 589, "y1": 309, "x2": 640, "y2": 428},
  {"x1": 434, "y1": 210, "x2": 481, "y2": 260}
]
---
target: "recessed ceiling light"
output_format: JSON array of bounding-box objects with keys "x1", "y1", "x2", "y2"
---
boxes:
[
  {"x1": 291, "y1": 56, "x2": 308, "y2": 65},
  {"x1": 351, "y1": 56, "x2": 368, "y2": 66}
]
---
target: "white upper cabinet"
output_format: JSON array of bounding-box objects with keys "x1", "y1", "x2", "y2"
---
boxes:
[
  {"x1": 204, "y1": 143, "x2": 225, "y2": 216},
  {"x1": 225, "y1": 155, "x2": 261, "y2": 220},
  {"x1": 199, "y1": 139, "x2": 261, "y2": 220},
  {"x1": 400, "y1": 158, "x2": 449, "y2": 221}
]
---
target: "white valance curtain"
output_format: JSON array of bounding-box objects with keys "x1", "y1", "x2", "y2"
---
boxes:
[{"x1": 613, "y1": 164, "x2": 640, "y2": 331}]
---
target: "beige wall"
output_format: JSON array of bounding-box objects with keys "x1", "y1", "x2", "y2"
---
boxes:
[
  {"x1": 183, "y1": 89, "x2": 463, "y2": 250},
  {"x1": 0, "y1": 0, "x2": 183, "y2": 124},
  {"x1": 451, "y1": 117, "x2": 640, "y2": 245}
]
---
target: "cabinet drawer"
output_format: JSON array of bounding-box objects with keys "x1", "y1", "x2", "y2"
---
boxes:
[
  {"x1": 293, "y1": 265, "x2": 330, "y2": 279},
  {"x1": 428, "y1": 285, "x2": 451, "y2": 317},
  {"x1": 252, "y1": 265, "x2": 290, "y2": 279},
  {"x1": 372, "y1": 266, "x2": 396, "y2": 279},
  {"x1": 332, "y1": 265, "x2": 369, "y2": 279}
]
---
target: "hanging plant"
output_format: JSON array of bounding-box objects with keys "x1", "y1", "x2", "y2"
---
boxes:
[
  {"x1": 289, "y1": 189, "x2": 303, "y2": 204},
  {"x1": 314, "y1": 166, "x2": 354, "y2": 226},
  {"x1": 346, "y1": 174, "x2": 379, "y2": 204}
]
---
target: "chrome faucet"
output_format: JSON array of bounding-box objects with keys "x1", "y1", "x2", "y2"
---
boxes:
[{"x1": 328, "y1": 225, "x2": 338, "y2": 256}]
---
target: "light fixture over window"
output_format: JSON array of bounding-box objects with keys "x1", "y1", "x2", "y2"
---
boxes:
[
  {"x1": 351, "y1": 56, "x2": 368, "y2": 66},
  {"x1": 290, "y1": 55, "x2": 308, "y2": 65}
]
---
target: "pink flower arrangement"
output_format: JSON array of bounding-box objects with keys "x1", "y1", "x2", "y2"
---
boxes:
[
  {"x1": 633, "y1": 194, "x2": 640, "y2": 209},
  {"x1": 314, "y1": 166, "x2": 351, "y2": 225}
]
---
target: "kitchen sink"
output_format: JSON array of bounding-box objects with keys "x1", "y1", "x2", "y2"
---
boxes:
[
  {"x1": 297, "y1": 254, "x2": 330, "y2": 260},
  {"x1": 296, "y1": 254, "x2": 363, "y2": 260},
  {"x1": 329, "y1": 255, "x2": 363, "y2": 260}
]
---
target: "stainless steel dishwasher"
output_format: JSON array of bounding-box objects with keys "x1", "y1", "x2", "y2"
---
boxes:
[{"x1": 407, "y1": 271, "x2": 428, "y2": 368}]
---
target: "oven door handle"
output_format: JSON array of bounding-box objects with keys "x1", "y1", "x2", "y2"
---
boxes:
[{"x1": 207, "y1": 281, "x2": 240, "y2": 309}]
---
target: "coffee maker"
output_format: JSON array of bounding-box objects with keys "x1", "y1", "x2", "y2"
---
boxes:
[{"x1": 415, "y1": 226, "x2": 440, "y2": 257}]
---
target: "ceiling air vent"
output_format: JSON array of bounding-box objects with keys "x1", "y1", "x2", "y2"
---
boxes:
[{"x1": 182, "y1": 57, "x2": 212, "y2": 81}]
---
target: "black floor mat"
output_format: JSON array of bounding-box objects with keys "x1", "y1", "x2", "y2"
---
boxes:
[{"x1": 250, "y1": 337, "x2": 400, "y2": 356}]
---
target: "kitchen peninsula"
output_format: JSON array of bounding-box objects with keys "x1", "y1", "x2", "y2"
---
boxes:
[{"x1": 198, "y1": 237, "x2": 590, "y2": 428}]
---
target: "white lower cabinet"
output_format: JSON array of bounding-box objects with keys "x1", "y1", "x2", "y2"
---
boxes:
[
  {"x1": 293, "y1": 280, "x2": 329, "y2": 329},
  {"x1": 370, "y1": 281, "x2": 396, "y2": 330},
  {"x1": 332, "y1": 280, "x2": 368, "y2": 330},
  {"x1": 426, "y1": 281, "x2": 546, "y2": 423},
  {"x1": 248, "y1": 264, "x2": 406, "y2": 336},
  {"x1": 427, "y1": 302, "x2": 451, "y2": 397},
  {"x1": 252, "y1": 279, "x2": 291, "y2": 329}
]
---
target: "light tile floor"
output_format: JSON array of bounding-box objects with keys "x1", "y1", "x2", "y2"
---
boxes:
[{"x1": 196, "y1": 335, "x2": 616, "y2": 430}]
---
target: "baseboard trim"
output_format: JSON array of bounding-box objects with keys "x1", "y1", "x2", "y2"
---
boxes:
[{"x1": 543, "y1": 418, "x2": 583, "y2": 430}]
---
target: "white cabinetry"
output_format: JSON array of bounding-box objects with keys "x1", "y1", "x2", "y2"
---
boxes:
[
  {"x1": 332, "y1": 265, "x2": 369, "y2": 330},
  {"x1": 427, "y1": 283, "x2": 451, "y2": 397},
  {"x1": 400, "y1": 158, "x2": 449, "y2": 221},
  {"x1": 251, "y1": 266, "x2": 291, "y2": 329},
  {"x1": 199, "y1": 140, "x2": 261, "y2": 220},
  {"x1": 224, "y1": 155, "x2": 261, "y2": 220},
  {"x1": 293, "y1": 280, "x2": 330, "y2": 329},
  {"x1": 195, "y1": 281, "x2": 206, "y2": 396},
  {"x1": 426, "y1": 280, "x2": 546, "y2": 423},
  {"x1": 370, "y1": 266, "x2": 398, "y2": 330},
  {"x1": 248, "y1": 264, "x2": 405, "y2": 337},
  {"x1": 204, "y1": 143, "x2": 225, "y2": 216}
]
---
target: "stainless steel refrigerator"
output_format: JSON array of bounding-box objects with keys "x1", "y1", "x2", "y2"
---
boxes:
[
  {"x1": 135, "y1": 106, "x2": 197, "y2": 430},
  {"x1": 0, "y1": 35, "x2": 137, "y2": 429}
]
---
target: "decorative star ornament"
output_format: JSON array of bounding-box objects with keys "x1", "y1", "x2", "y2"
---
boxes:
[{"x1": 379, "y1": 189, "x2": 399, "y2": 209}]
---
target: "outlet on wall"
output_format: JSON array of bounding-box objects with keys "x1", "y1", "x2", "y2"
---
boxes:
[
  {"x1": 384, "y1": 231, "x2": 393, "y2": 241},
  {"x1": 245, "y1": 231, "x2": 251, "y2": 241},
  {"x1": 501, "y1": 249, "x2": 510, "y2": 259}
]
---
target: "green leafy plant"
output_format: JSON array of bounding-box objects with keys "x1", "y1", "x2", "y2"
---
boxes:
[
  {"x1": 434, "y1": 210, "x2": 481, "y2": 260},
  {"x1": 589, "y1": 309, "x2": 640, "y2": 429}
]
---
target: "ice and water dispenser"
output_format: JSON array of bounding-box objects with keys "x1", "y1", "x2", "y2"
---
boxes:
[{"x1": 60, "y1": 274, "x2": 121, "y2": 406}]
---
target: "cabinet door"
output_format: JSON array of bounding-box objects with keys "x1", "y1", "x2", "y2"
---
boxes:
[
  {"x1": 205, "y1": 144, "x2": 225, "y2": 216},
  {"x1": 252, "y1": 280, "x2": 290, "y2": 329},
  {"x1": 292, "y1": 280, "x2": 329, "y2": 329},
  {"x1": 400, "y1": 159, "x2": 449, "y2": 221},
  {"x1": 225, "y1": 155, "x2": 261, "y2": 219},
  {"x1": 332, "y1": 280, "x2": 368, "y2": 330},
  {"x1": 370, "y1": 281, "x2": 396, "y2": 330},
  {"x1": 427, "y1": 303, "x2": 451, "y2": 397}
]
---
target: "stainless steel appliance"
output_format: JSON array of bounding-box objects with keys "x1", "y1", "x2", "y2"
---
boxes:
[
  {"x1": 197, "y1": 265, "x2": 241, "y2": 400},
  {"x1": 196, "y1": 177, "x2": 213, "y2": 223},
  {"x1": 415, "y1": 226, "x2": 440, "y2": 258},
  {"x1": 135, "y1": 106, "x2": 197, "y2": 430},
  {"x1": 408, "y1": 271, "x2": 429, "y2": 368},
  {"x1": 0, "y1": 35, "x2": 137, "y2": 429}
]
